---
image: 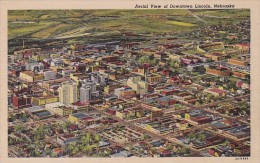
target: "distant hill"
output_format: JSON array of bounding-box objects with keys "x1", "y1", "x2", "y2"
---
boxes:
[{"x1": 8, "y1": 9, "x2": 249, "y2": 41}]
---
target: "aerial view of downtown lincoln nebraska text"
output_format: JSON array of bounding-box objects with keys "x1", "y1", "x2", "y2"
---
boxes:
[{"x1": 8, "y1": 9, "x2": 250, "y2": 158}]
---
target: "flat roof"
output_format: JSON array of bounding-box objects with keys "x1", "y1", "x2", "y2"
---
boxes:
[
  {"x1": 24, "y1": 106, "x2": 44, "y2": 113},
  {"x1": 71, "y1": 113, "x2": 88, "y2": 119},
  {"x1": 34, "y1": 110, "x2": 52, "y2": 117}
]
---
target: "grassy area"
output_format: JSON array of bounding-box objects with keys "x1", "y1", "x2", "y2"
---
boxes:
[
  {"x1": 31, "y1": 23, "x2": 75, "y2": 39},
  {"x1": 193, "y1": 9, "x2": 250, "y2": 18},
  {"x1": 8, "y1": 10, "x2": 86, "y2": 21},
  {"x1": 8, "y1": 9, "x2": 250, "y2": 41},
  {"x1": 8, "y1": 10, "x2": 199, "y2": 40},
  {"x1": 8, "y1": 22, "x2": 54, "y2": 39},
  {"x1": 168, "y1": 20, "x2": 196, "y2": 27},
  {"x1": 90, "y1": 9, "x2": 191, "y2": 17}
]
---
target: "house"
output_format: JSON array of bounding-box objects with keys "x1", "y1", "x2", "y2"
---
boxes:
[
  {"x1": 204, "y1": 88, "x2": 227, "y2": 97},
  {"x1": 176, "y1": 120, "x2": 189, "y2": 130},
  {"x1": 57, "y1": 134, "x2": 79, "y2": 145},
  {"x1": 50, "y1": 59, "x2": 64, "y2": 67},
  {"x1": 235, "y1": 44, "x2": 250, "y2": 53},
  {"x1": 205, "y1": 52, "x2": 225, "y2": 61},
  {"x1": 160, "y1": 150, "x2": 172, "y2": 157},
  {"x1": 160, "y1": 69, "x2": 174, "y2": 77},
  {"x1": 205, "y1": 87, "x2": 227, "y2": 97},
  {"x1": 52, "y1": 148, "x2": 64, "y2": 157},
  {"x1": 234, "y1": 145, "x2": 250, "y2": 156},
  {"x1": 233, "y1": 71, "x2": 250, "y2": 79},
  {"x1": 115, "y1": 110, "x2": 128, "y2": 119},
  {"x1": 99, "y1": 140, "x2": 110, "y2": 147},
  {"x1": 206, "y1": 67, "x2": 231, "y2": 76},
  {"x1": 208, "y1": 148, "x2": 223, "y2": 157},
  {"x1": 107, "y1": 109, "x2": 116, "y2": 115},
  {"x1": 150, "y1": 140, "x2": 163, "y2": 148},
  {"x1": 110, "y1": 150, "x2": 133, "y2": 157},
  {"x1": 108, "y1": 145, "x2": 124, "y2": 154},
  {"x1": 228, "y1": 58, "x2": 248, "y2": 67},
  {"x1": 236, "y1": 80, "x2": 250, "y2": 89},
  {"x1": 74, "y1": 62, "x2": 87, "y2": 73}
]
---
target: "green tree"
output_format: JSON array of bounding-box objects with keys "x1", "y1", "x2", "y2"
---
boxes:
[
  {"x1": 50, "y1": 151, "x2": 56, "y2": 157},
  {"x1": 71, "y1": 145, "x2": 79, "y2": 155},
  {"x1": 34, "y1": 149, "x2": 41, "y2": 157},
  {"x1": 137, "y1": 56, "x2": 149, "y2": 64},
  {"x1": 169, "y1": 60, "x2": 177, "y2": 68},
  {"x1": 9, "y1": 114, "x2": 16, "y2": 122},
  {"x1": 166, "y1": 144, "x2": 173, "y2": 150},
  {"x1": 8, "y1": 137, "x2": 14, "y2": 145},
  {"x1": 62, "y1": 121, "x2": 71, "y2": 129},
  {"x1": 187, "y1": 132, "x2": 196, "y2": 140},
  {"x1": 94, "y1": 134, "x2": 100, "y2": 143},
  {"x1": 151, "y1": 58, "x2": 157, "y2": 65},
  {"x1": 66, "y1": 143, "x2": 75, "y2": 156},
  {"x1": 81, "y1": 133, "x2": 91, "y2": 145},
  {"x1": 14, "y1": 124, "x2": 25, "y2": 133},
  {"x1": 20, "y1": 113, "x2": 29, "y2": 122},
  {"x1": 82, "y1": 145, "x2": 92, "y2": 156},
  {"x1": 33, "y1": 124, "x2": 46, "y2": 140},
  {"x1": 45, "y1": 148, "x2": 52, "y2": 156},
  {"x1": 179, "y1": 147, "x2": 189, "y2": 154},
  {"x1": 104, "y1": 148, "x2": 112, "y2": 156},
  {"x1": 197, "y1": 133, "x2": 206, "y2": 142}
]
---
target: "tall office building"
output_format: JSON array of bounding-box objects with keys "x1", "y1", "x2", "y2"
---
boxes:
[
  {"x1": 80, "y1": 86, "x2": 91, "y2": 102},
  {"x1": 58, "y1": 81, "x2": 78, "y2": 105},
  {"x1": 79, "y1": 80, "x2": 98, "y2": 102}
]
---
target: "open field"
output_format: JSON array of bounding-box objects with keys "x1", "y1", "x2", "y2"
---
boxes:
[
  {"x1": 7, "y1": 10, "x2": 211, "y2": 41},
  {"x1": 192, "y1": 9, "x2": 250, "y2": 17},
  {"x1": 168, "y1": 21, "x2": 196, "y2": 27},
  {"x1": 8, "y1": 22, "x2": 54, "y2": 39}
]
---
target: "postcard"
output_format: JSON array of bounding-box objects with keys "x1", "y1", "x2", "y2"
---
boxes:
[{"x1": 0, "y1": 0, "x2": 259, "y2": 163}]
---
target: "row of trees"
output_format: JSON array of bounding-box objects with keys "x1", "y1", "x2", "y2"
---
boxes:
[
  {"x1": 65, "y1": 133, "x2": 102, "y2": 156},
  {"x1": 137, "y1": 56, "x2": 157, "y2": 65},
  {"x1": 187, "y1": 132, "x2": 206, "y2": 142},
  {"x1": 9, "y1": 112, "x2": 30, "y2": 122}
]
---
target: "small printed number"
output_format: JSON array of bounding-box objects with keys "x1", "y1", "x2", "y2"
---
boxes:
[{"x1": 235, "y1": 157, "x2": 249, "y2": 160}]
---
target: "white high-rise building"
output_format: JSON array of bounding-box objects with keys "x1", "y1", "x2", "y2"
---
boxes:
[
  {"x1": 80, "y1": 86, "x2": 91, "y2": 102},
  {"x1": 79, "y1": 80, "x2": 98, "y2": 102}
]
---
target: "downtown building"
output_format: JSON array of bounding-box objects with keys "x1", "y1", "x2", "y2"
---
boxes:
[
  {"x1": 79, "y1": 80, "x2": 99, "y2": 102},
  {"x1": 58, "y1": 81, "x2": 78, "y2": 105}
]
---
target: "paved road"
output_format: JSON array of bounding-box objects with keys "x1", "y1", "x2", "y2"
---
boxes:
[{"x1": 91, "y1": 105, "x2": 202, "y2": 156}]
